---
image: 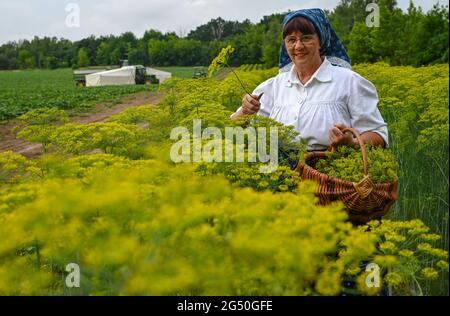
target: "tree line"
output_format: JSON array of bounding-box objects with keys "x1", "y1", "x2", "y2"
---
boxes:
[{"x1": 0, "y1": 0, "x2": 447, "y2": 70}]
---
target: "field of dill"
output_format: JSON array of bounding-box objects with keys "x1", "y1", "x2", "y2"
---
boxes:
[{"x1": 0, "y1": 63, "x2": 448, "y2": 296}]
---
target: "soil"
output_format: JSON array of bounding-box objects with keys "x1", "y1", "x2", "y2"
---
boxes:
[{"x1": 0, "y1": 91, "x2": 165, "y2": 159}]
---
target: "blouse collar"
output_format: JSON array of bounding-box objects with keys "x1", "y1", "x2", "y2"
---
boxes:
[{"x1": 286, "y1": 56, "x2": 333, "y2": 87}]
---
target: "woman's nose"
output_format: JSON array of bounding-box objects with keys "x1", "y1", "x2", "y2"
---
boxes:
[{"x1": 294, "y1": 39, "x2": 306, "y2": 49}]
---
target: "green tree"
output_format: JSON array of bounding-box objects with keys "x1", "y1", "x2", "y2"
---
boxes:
[
  {"x1": 262, "y1": 18, "x2": 282, "y2": 67},
  {"x1": 44, "y1": 56, "x2": 59, "y2": 69},
  {"x1": 188, "y1": 17, "x2": 251, "y2": 41},
  {"x1": 96, "y1": 42, "x2": 111, "y2": 65},
  {"x1": 77, "y1": 48, "x2": 89, "y2": 67},
  {"x1": 328, "y1": 0, "x2": 399, "y2": 45},
  {"x1": 412, "y1": 4, "x2": 449, "y2": 65},
  {"x1": 110, "y1": 48, "x2": 122, "y2": 66},
  {"x1": 228, "y1": 26, "x2": 263, "y2": 66},
  {"x1": 347, "y1": 22, "x2": 377, "y2": 63},
  {"x1": 0, "y1": 54, "x2": 10, "y2": 69},
  {"x1": 148, "y1": 40, "x2": 165, "y2": 66},
  {"x1": 18, "y1": 50, "x2": 35, "y2": 69}
]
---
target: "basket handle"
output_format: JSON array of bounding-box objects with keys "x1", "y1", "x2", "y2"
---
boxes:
[{"x1": 330, "y1": 128, "x2": 369, "y2": 177}]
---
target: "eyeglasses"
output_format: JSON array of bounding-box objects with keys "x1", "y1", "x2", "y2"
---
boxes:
[{"x1": 284, "y1": 35, "x2": 316, "y2": 47}]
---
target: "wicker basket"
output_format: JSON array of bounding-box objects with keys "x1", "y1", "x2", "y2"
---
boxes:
[{"x1": 295, "y1": 128, "x2": 398, "y2": 224}]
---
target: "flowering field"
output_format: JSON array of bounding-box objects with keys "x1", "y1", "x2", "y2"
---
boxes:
[{"x1": 0, "y1": 63, "x2": 448, "y2": 295}]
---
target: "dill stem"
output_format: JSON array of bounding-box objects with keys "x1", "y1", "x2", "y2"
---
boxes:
[{"x1": 225, "y1": 62, "x2": 252, "y2": 96}]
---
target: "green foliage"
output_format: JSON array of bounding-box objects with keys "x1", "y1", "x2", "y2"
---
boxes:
[
  {"x1": 48, "y1": 122, "x2": 145, "y2": 157},
  {"x1": 0, "y1": 69, "x2": 154, "y2": 120},
  {"x1": 195, "y1": 115, "x2": 306, "y2": 193},
  {"x1": 14, "y1": 107, "x2": 70, "y2": 152},
  {"x1": 17, "y1": 125, "x2": 57, "y2": 153},
  {"x1": 108, "y1": 104, "x2": 175, "y2": 144},
  {"x1": 216, "y1": 68, "x2": 277, "y2": 111},
  {"x1": 346, "y1": 2, "x2": 448, "y2": 66},
  {"x1": 16, "y1": 107, "x2": 69, "y2": 126},
  {"x1": 315, "y1": 145, "x2": 399, "y2": 183},
  {"x1": 152, "y1": 66, "x2": 204, "y2": 79},
  {"x1": 196, "y1": 163, "x2": 300, "y2": 193},
  {"x1": 148, "y1": 38, "x2": 208, "y2": 67},
  {"x1": 77, "y1": 48, "x2": 89, "y2": 68},
  {"x1": 238, "y1": 64, "x2": 266, "y2": 72},
  {"x1": 0, "y1": 151, "x2": 32, "y2": 184},
  {"x1": 107, "y1": 104, "x2": 157, "y2": 124},
  {"x1": 187, "y1": 17, "x2": 252, "y2": 42}
]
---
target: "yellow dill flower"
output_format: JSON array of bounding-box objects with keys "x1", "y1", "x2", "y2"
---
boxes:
[
  {"x1": 417, "y1": 243, "x2": 433, "y2": 252},
  {"x1": 436, "y1": 260, "x2": 449, "y2": 272},
  {"x1": 315, "y1": 263, "x2": 344, "y2": 296},
  {"x1": 408, "y1": 225, "x2": 430, "y2": 236},
  {"x1": 421, "y1": 267, "x2": 439, "y2": 280},
  {"x1": 384, "y1": 272, "x2": 403, "y2": 287},
  {"x1": 384, "y1": 232, "x2": 406, "y2": 243},
  {"x1": 380, "y1": 241, "x2": 397, "y2": 253},
  {"x1": 346, "y1": 265, "x2": 361, "y2": 276},
  {"x1": 208, "y1": 45, "x2": 235, "y2": 78},
  {"x1": 399, "y1": 249, "x2": 414, "y2": 258},
  {"x1": 420, "y1": 233, "x2": 441, "y2": 242},
  {"x1": 374, "y1": 255, "x2": 399, "y2": 268},
  {"x1": 429, "y1": 248, "x2": 449, "y2": 260}
]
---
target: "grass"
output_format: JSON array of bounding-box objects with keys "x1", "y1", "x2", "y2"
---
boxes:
[
  {"x1": 152, "y1": 66, "x2": 232, "y2": 79},
  {"x1": 152, "y1": 66, "x2": 205, "y2": 79}
]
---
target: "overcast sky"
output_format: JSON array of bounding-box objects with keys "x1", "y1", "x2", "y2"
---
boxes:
[{"x1": 0, "y1": 0, "x2": 448, "y2": 44}]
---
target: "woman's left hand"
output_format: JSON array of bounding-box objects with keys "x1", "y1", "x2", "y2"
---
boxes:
[{"x1": 328, "y1": 123, "x2": 356, "y2": 148}]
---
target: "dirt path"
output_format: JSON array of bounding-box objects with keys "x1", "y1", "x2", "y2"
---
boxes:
[{"x1": 0, "y1": 90, "x2": 165, "y2": 159}]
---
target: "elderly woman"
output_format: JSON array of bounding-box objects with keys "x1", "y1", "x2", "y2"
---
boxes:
[{"x1": 231, "y1": 9, "x2": 388, "y2": 152}]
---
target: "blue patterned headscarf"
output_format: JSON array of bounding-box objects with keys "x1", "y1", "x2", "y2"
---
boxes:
[{"x1": 279, "y1": 8, "x2": 351, "y2": 72}]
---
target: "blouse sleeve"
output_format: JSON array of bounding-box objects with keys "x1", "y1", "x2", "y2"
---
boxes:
[
  {"x1": 348, "y1": 72, "x2": 389, "y2": 147},
  {"x1": 253, "y1": 77, "x2": 275, "y2": 118}
]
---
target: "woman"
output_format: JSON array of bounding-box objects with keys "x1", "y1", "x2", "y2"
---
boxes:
[{"x1": 230, "y1": 9, "x2": 388, "y2": 152}]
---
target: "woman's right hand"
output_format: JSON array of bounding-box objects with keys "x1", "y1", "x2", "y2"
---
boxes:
[{"x1": 241, "y1": 94, "x2": 262, "y2": 115}]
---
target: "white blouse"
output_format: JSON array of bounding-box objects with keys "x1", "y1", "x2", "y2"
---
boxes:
[{"x1": 238, "y1": 57, "x2": 389, "y2": 151}]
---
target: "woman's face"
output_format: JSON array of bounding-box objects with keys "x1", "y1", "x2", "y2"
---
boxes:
[{"x1": 284, "y1": 30, "x2": 321, "y2": 68}]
